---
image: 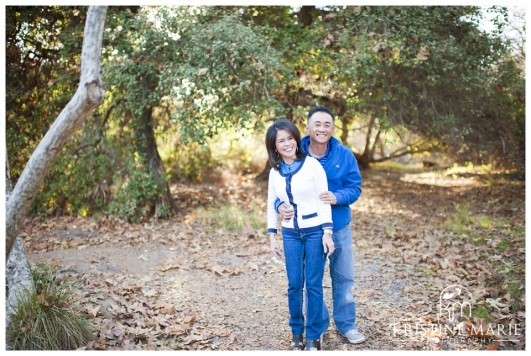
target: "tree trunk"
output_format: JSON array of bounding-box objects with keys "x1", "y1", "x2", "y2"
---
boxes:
[
  {"x1": 340, "y1": 115, "x2": 349, "y2": 145},
  {"x1": 5, "y1": 6, "x2": 107, "y2": 260},
  {"x1": 5, "y1": 150, "x2": 33, "y2": 332},
  {"x1": 297, "y1": 6, "x2": 315, "y2": 27},
  {"x1": 6, "y1": 237, "x2": 33, "y2": 328},
  {"x1": 358, "y1": 115, "x2": 377, "y2": 169},
  {"x1": 6, "y1": 147, "x2": 13, "y2": 197},
  {"x1": 135, "y1": 106, "x2": 179, "y2": 215},
  {"x1": 255, "y1": 160, "x2": 271, "y2": 181}
]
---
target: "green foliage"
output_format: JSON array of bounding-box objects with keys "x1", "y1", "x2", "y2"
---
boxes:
[
  {"x1": 472, "y1": 305, "x2": 493, "y2": 323},
  {"x1": 448, "y1": 202, "x2": 473, "y2": 226},
  {"x1": 30, "y1": 110, "x2": 117, "y2": 217},
  {"x1": 193, "y1": 203, "x2": 265, "y2": 233},
  {"x1": 444, "y1": 202, "x2": 493, "y2": 243},
  {"x1": 497, "y1": 239, "x2": 509, "y2": 253},
  {"x1": 109, "y1": 165, "x2": 170, "y2": 222},
  {"x1": 211, "y1": 130, "x2": 268, "y2": 175},
  {"x1": 6, "y1": 6, "x2": 85, "y2": 181},
  {"x1": 507, "y1": 282, "x2": 523, "y2": 312},
  {"x1": 32, "y1": 145, "x2": 114, "y2": 218},
  {"x1": 372, "y1": 161, "x2": 424, "y2": 172},
  {"x1": 7, "y1": 6, "x2": 525, "y2": 221},
  {"x1": 168, "y1": 10, "x2": 284, "y2": 143},
  {"x1": 161, "y1": 127, "x2": 267, "y2": 183},
  {"x1": 280, "y1": 6, "x2": 523, "y2": 167},
  {"x1": 513, "y1": 225, "x2": 525, "y2": 239},
  {"x1": 162, "y1": 140, "x2": 220, "y2": 183},
  {"x1": 445, "y1": 162, "x2": 493, "y2": 175},
  {"x1": 7, "y1": 263, "x2": 95, "y2": 350},
  {"x1": 420, "y1": 266, "x2": 438, "y2": 277},
  {"x1": 102, "y1": 7, "x2": 283, "y2": 145}
]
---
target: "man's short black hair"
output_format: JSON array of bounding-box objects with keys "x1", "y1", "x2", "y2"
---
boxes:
[{"x1": 308, "y1": 105, "x2": 335, "y2": 122}]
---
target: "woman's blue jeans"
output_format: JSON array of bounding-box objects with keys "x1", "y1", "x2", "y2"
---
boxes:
[{"x1": 282, "y1": 228, "x2": 329, "y2": 339}]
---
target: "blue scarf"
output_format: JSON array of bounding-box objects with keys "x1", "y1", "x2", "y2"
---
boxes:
[{"x1": 280, "y1": 159, "x2": 303, "y2": 176}]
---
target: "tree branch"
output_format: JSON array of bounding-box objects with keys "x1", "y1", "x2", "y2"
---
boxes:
[{"x1": 6, "y1": 6, "x2": 108, "y2": 260}]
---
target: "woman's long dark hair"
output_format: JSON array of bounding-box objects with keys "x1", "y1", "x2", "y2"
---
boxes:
[{"x1": 265, "y1": 118, "x2": 306, "y2": 171}]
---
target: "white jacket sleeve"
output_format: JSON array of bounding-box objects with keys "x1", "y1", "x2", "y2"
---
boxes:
[
  {"x1": 311, "y1": 158, "x2": 333, "y2": 229},
  {"x1": 267, "y1": 169, "x2": 279, "y2": 234}
]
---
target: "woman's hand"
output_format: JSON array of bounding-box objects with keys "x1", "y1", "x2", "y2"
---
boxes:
[
  {"x1": 322, "y1": 232, "x2": 335, "y2": 257},
  {"x1": 269, "y1": 234, "x2": 284, "y2": 259},
  {"x1": 279, "y1": 203, "x2": 294, "y2": 221}
]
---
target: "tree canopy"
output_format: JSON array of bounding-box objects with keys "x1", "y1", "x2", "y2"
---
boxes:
[{"x1": 6, "y1": 5, "x2": 525, "y2": 221}]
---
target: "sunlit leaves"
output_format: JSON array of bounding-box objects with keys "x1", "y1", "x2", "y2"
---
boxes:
[
  {"x1": 7, "y1": 5, "x2": 524, "y2": 220},
  {"x1": 6, "y1": 6, "x2": 85, "y2": 180},
  {"x1": 163, "y1": 11, "x2": 283, "y2": 142}
]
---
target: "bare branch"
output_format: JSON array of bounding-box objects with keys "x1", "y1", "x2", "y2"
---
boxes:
[{"x1": 6, "y1": 6, "x2": 108, "y2": 260}]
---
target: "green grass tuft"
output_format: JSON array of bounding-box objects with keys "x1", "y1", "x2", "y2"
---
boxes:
[
  {"x1": 193, "y1": 203, "x2": 265, "y2": 232},
  {"x1": 497, "y1": 239, "x2": 510, "y2": 252},
  {"x1": 472, "y1": 305, "x2": 493, "y2": 322},
  {"x1": 7, "y1": 263, "x2": 95, "y2": 350},
  {"x1": 443, "y1": 202, "x2": 493, "y2": 244}
]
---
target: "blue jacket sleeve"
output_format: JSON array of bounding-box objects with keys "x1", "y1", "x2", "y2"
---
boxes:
[
  {"x1": 274, "y1": 198, "x2": 284, "y2": 213},
  {"x1": 333, "y1": 150, "x2": 362, "y2": 206}
]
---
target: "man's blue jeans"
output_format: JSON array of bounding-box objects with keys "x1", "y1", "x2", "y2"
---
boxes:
[
  {"x1": 282, "y1": 228, "x2": 329, "y2": 340},
  {"x1": 326, "y1": 224, "x2": 357, "y2": 334}
]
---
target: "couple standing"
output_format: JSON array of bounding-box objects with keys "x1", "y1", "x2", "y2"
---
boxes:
[{"x1": 265, "y1": 106, "x2": 365, "y2": 350}]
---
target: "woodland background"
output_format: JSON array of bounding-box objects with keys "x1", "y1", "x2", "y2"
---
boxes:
[{"x1": 4, "y1": 5, "x2": 526, "y2": 351}]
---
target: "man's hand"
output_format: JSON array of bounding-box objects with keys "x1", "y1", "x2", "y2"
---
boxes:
[
  {"x1": 278, "y1": 203, "x2": 295, "y2": 220},
  {"x1": 319, "y1": 191, "x2": 337, "y2": 205}
]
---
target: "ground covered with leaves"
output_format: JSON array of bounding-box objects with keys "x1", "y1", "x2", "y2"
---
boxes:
[{"x1": 23, "y1": 168, "x2": 525, "y2": 350}]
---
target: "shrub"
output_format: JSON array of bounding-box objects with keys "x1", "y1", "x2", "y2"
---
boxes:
[
  {"x1": 31, "y1": 143, "x2": 114, "y2": 218},
  {"x1": 162, "y1": 139, "x2": 221, "y2": 183},
  {"x1": 109, "y1": 167, "x2": 170, "y2": 222},
  {"x1": 6, "y1": 263, "x2": 95, "y2": 350}
]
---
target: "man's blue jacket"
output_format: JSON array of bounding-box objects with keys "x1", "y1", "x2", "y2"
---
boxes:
[
  {"x1": 275, "y1": 136, "x2": 362, "y2": 230},
  {"x1": 300, "y1": 136, "x2": 362, "y2": 230}
]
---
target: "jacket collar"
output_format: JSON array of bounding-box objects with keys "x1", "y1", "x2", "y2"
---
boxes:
[{"x1": 301, "y1": 136, "x2": 339, "y2": 161}]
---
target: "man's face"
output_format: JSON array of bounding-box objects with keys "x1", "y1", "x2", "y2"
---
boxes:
[{"x1": 306, "y1": 111, "x2": 334, "y2": 144}]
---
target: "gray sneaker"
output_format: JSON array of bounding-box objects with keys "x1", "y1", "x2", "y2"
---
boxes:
[{"x1": 343, "y1": 329, "x2": 366, "y2": 344}]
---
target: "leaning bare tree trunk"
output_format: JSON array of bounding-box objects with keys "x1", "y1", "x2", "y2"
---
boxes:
[
  {"x1": 5, "y1": 239, "x2": 32, "y2": 331},
  {"x1": 5, "y1": 6, "x2": 107, "y2": 261},
  {"x1": 5, "y1": 151, "x2": 33, "y2": 333}
]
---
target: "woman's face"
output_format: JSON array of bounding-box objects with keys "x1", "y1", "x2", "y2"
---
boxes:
[{"x1": 275, "y1": 129, "x2": 297, "y2": 163}]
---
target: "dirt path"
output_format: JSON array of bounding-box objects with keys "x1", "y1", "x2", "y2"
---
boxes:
[
  {"x1": 25, "y1": 169, "x2": 525, "y2": 350},
  {"x1": 28, "y1": 228, "x2": 403, "y2": 350}
]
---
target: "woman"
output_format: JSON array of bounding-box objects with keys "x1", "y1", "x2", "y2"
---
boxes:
[{"x1": 265, "y1": 118, "x2": 335, "y2": 350}]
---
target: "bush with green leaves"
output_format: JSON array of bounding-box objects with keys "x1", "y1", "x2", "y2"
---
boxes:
[
  {"x1": 161, "y1": 138, "x2": 221, "y2": 183},
  {"x1": 109, "y1": 166, "x2": 171, "y2": 222},
  {"x1": 6, "y1": 263, "x2": 95, "y2": 350},
  {"x1": 31, "y1": 144, "x2": 114, "y2": 218}
]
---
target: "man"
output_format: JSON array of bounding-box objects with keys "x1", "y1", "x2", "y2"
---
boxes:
[{"x1": 277, "y1": 105, "x2": 365, "y2": 344}]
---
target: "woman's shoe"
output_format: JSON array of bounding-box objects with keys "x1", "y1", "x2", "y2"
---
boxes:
[
  {"x1": 304, "y1": 334, "x2": 323, "y2": 350},
  {"x1": 291, "y1": 334, "x2": 304, "y2": 350}
]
